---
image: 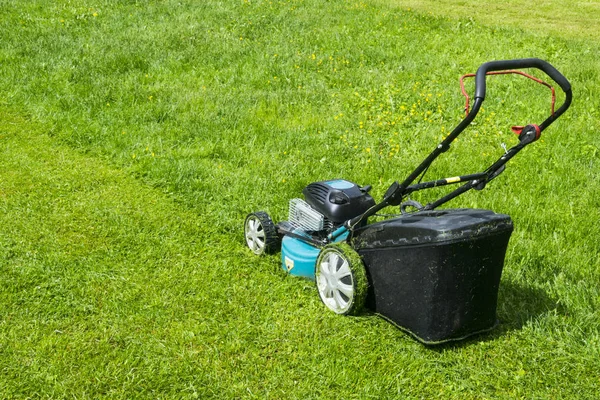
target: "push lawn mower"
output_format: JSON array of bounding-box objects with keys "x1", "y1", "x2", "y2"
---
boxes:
[{"x1": 244, "y1": 58, "x2": 572, "y2": 344}]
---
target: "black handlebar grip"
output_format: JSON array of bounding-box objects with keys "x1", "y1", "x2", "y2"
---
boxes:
[{"x1": 475, "y1": 58, "x2": 571, "y2": 100}]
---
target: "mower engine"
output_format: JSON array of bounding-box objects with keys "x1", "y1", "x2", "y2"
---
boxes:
[
  {"x1": 290, "y1": 180, "x2": 375, "y2": 232},
  {"x1": 277, "y1": 179, "x2": 375, "y2": 277}
]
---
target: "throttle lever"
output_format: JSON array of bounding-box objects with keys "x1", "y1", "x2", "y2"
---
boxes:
[{"x1": 513, "y1": 124, "x2": 541, "y2": 145}]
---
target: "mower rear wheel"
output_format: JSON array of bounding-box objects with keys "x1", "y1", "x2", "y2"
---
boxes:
[
  {"x1": 315, "y1": 243, "x2": 368, "y2": 316},
  {"x1": 244, "y1": 212, "x2": 280, "y2": 255}
]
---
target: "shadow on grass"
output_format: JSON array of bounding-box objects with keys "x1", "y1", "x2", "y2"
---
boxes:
[
  {"x1": 430, "y1": 279, "x2": 567, "y2": 350},
  {"x1": 496, "y1": 279, "x2": 566, "y2": 331}
]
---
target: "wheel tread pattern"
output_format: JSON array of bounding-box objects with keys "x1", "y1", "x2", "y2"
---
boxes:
[{"x1": 245, "y1": 211, "x2": 280, "y2": 255}]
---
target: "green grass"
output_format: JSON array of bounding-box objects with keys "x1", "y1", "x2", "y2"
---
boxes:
[
  {"x1": 1, "y1": 0, "x2": 599, "y2": 398},
  {"x1": 377, "y1": 0, "x2": 600, "y2": 41}
]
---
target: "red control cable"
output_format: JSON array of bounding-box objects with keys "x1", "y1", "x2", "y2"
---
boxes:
[{"x1": 459, "y1": 70, "x2": 556, "y2": 117}]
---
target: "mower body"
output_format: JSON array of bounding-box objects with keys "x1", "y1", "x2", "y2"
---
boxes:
[
  {"x1": 244, "y1": 58, "x2": 572, "y2": 344},
  {"x1": 281, "y1": 235, "x2": 341, "y2": 278}
]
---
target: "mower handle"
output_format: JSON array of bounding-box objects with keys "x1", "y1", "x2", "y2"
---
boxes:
[
  {"x1": 475, "y1": 58, "x2": 571, "y2": 100},
  {"x1": 346, "y1": 58, "x2": 573, "y2": 231}
]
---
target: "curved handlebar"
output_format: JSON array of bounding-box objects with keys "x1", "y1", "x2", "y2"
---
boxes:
[
  {"x1": 345, "y1": 58, "x2": 573, "y2": 229},
  {"x1": 475, "y1": 58, "x2": 571, "y2": 100}
]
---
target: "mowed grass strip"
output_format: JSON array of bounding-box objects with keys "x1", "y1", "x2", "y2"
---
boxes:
[
  {"x1": 376, "y1": 0, "x2": 600, "y2": 41},
  {"x1": 0, "y1": 112, "x2": 328, "y2": 397},
  {"x1": 0, "y1": 0, "x2": 599, "y2": 398}
]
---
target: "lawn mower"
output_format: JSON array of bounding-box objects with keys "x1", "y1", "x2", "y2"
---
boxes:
[{"x1": 244, "y1": 58, "x2": 572, "y2": 344}]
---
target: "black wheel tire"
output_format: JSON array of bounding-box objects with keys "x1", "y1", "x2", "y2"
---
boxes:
[
  {"x1": 244, "y1": 211, "x2": 280, "y2": 255},
  {"x1": 315, "y1": 242, "x2": 368, "y2": 316}
]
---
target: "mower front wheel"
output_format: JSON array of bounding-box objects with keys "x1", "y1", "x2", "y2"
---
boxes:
[
  {"x1": 244, "y1": 211, "x2": 280, "y2": 255},
  {"x1": 315, "y1": 243, "x2": 368, "y2": 316}
]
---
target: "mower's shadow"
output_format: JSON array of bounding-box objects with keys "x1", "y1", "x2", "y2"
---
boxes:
[
  {"x1": 496, "y1": 279, "x2": 567, "y2": 333},
  {"x1": 429, "y1": 279, "x2": 566, "y2": 350}
]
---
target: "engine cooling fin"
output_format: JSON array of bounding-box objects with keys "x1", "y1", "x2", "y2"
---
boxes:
[{"x1": 289, "y1": 198, "x2": 333, "y2": 232}]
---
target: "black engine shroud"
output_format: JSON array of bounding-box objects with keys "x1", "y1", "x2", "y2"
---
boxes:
[{"x1": 302, "y1": 180, "x2": 375, "y2": 224}]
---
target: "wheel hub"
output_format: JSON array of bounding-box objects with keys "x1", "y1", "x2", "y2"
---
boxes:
[
  {"x1": 317, "y1": 251, "x2": 354, "y2": 314},
  {"x1": 245, "y1": 217, "x2": 265, "y2": 254}
]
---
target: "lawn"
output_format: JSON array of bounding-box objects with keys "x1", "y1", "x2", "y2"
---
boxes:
[
  {"x1": 0, "y1": 0, "x2": 599, "y2": 398},
  {"x1": 378, "y1": 0, "x2": 600, "y2": 41}
]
